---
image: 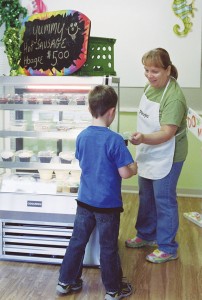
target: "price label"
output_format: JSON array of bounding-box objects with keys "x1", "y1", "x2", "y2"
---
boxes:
[{"x1": 187, "y1": 107, "x2": 202, "y2": 141}]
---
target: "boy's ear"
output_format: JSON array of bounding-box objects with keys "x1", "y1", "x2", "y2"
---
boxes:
[{"x1": 110, "y1": 107, "x2": 116, "y2": 115}]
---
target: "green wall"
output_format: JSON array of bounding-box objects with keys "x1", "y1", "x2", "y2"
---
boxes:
[{"x1": 119, "y1": 112, "x2": 202, "y2": 197}]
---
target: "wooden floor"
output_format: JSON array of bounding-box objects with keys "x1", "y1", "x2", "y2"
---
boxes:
[{"x1": 0, "y1": 193, "x2": 201, "y2": 300}]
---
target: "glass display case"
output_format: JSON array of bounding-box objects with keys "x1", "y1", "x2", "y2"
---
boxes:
[{"x1": 0, "y1": 76, "x2": 120, "y2": 264}]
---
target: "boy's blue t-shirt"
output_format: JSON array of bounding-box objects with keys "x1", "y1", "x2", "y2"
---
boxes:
[{"x1": 75, "y1": 126, "x2": 134, "y2": 208}]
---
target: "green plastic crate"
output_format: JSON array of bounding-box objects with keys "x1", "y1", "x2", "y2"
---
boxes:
[{"x1": 74, "y1": 36, "x2": 116, "y2": 76}]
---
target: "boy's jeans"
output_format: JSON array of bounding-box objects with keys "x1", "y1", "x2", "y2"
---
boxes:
[
  {"x1": 59, "y1": 205, "x2": 123, "y2": 292},
  {"x1": 136, "y1": 161, "x2": 184, "y2": 254}
]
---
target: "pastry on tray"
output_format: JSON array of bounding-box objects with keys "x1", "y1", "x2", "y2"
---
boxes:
[{"x1": 1, "y1": 150, "x2": 14, "y2": 161}]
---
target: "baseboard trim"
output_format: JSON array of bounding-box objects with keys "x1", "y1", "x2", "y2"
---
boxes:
[
  {"x1": 121, "y1": 186, "x2": 138, "y2": 194},
  {"x1": 121, "y1": 185, "x2": 202, "y2": 199}
]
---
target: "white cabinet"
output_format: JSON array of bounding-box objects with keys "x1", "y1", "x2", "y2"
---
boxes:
[{"x1": 0, "y1": 76, "x2": 120, "y2": 264}]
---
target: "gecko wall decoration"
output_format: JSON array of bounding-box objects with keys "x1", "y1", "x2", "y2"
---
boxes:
[{"x1": 172, "y1": 0, "x2": 195, "y2": 37}]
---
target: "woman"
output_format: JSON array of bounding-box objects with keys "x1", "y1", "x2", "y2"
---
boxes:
[{"x1": 125, "y1": 48, "x2": 188, "y2": 263}]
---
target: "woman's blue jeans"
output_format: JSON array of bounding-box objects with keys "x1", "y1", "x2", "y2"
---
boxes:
[
  {"x1": 136, "y1": 161, "x2": 184, "y2": 254},
  {"x1": 59, "y1": 205, "x2": 123, "y2": 292}
]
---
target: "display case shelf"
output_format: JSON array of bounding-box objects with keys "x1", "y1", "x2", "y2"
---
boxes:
[
  {"x1": 0, "y1": 130, "x2": 83, "y2": 139},
  {"x1": 0, "y1": 161, "x2": 80, "y2": 170},
  {"x1": 0, "y1": 104, "x2": 90, "y2": 111}
]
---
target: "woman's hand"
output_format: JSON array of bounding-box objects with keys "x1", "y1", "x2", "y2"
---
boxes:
[
  {"x1": 129, "y1": 125, "x2": 178, "y2": 146},
  {"x1": 129, "y1": 132, "x2": 144, "y2": 145}
]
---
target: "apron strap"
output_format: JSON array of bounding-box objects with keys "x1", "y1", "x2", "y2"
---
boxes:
[
  {"x1": 160, "y1": 79, "x2": 170, "y2": 103},
  {"x1": 145, "y1": 78, "x2": 171, "y2": 103}
]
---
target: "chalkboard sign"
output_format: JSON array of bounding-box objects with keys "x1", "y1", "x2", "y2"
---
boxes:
[{"x1": 18, "y1": 10, "x2": 91, "y2": 75}]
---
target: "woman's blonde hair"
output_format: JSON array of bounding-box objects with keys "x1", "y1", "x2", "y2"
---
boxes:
[{"x1": 142, "y1": 48, "x2": 178, "y2": 79}]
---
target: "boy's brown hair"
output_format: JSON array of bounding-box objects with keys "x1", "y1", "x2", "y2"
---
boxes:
[{"x1": 88, "y1": 85, "x2": 118, "y2": 118}]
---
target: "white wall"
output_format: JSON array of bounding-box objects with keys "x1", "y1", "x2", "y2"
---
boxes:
[
  {"x1": 40, "y1": 0, "x2": 202, "y2": 87},
  {"x1": 0, "y1": 24, "x2": 8, "y2": 76},
  {"x1": 0, "y1": 0, "x2": 202, "y2": 88}
]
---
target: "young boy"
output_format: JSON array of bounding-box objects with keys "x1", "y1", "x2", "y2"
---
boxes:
[{"x1": 56, "y1": 85, "x2": 137, "y2": 300}]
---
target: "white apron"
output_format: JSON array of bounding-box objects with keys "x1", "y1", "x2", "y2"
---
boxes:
[{"x1": 136, "y1": 80, "x2": 175, "y2": 179}]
